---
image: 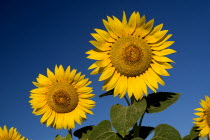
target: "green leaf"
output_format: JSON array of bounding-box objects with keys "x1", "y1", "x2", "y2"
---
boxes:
[
  {"x1": 182, "y1": 135, "x2": 192, "y2": 140},
  {"x1": 88, "y1": 120, "x2": 122, "y2": 140},
  {"x1": 189, "y1": 126, "x2": 199, "y2": 139},
  {"x1": 131, "y1": 138, "x2": 144, "y2": 140},
  {"x1": 54, "y1": 134, "x2": 72, "y2": 140},
  {"x1": 110, "y1": 98, "x2": 147, "y2": 137},
  {"x1": 182, "y1": 126, "x2": 199, "y2": 140},
  {"x1": 146, "y1": 92, "x2": 181, "y2": 113},
  {"x1": 99, "y1": 89, "x2": 114, "y2": 98},
  {"x1": 151, "y1": 124, "x2": 181, "y2": 140},
  {"x1": 73, "y1": 125, "x2": 94, "y2": 140}
]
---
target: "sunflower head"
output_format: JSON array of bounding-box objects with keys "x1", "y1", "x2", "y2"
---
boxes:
[
  {"x1": 86, "y1": 11, "x2": 176, "y2": 100},
  {"x1": 0, "y1": 125, "x2": 28, "y2": 140},
  {"x1": 29, "y1": 65, "x2": 95, "y2": 129},
  {"x1": 194, "y1": 96, "x2": 210, "y2": 138}
]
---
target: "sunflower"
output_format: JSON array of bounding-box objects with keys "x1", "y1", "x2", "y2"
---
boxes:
[
  {"x1": 0, "y1": 125, "x2": 28, "y2": 140},
  {"x1": 86, "y1": 11, "x2": 176, "y2": 100},
  {"x1": 29, "y1": 65, "x2": 95, "y2": 129},
  {"x1": 194, "y1": 96, "x2": 210, "y2": 139}
]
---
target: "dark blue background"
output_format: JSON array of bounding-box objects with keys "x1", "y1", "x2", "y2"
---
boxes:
[{"x1": 0, "y1": 0, "x2": 210, "y2": 139}]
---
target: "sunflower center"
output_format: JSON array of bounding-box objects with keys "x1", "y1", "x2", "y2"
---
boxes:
[
  {"x1": 47, "y1": 83, "x2": 78, "y2": 113},
  {"x1": 110, "y1": 36, "x2": 152, "y2": 77},
  {"x1": 125, "y1": 45, "x2": 142, "y2": 62}
]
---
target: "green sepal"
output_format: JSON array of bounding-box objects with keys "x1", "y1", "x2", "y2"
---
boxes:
[
  {"x1": 88, "y1": 120, "x2": 122, "y2": 140},
  {"x1": 146, "y1": 92, "x2": 181, "y2": 113},
  {"x1": 151, "y1": 124, "x2": 181, "y2": 140},
  {"x1": 73, "y1": 125, "x2": 94, "y2": 140},
  {"x1": 54, "y1": 134, "x2": 72, "y2": 140},
  {"x1": 110, "y1": 98, "x2": 147, "y2": 138},
  {"x1": 99, "y1": 89, "x2": 114, "y2": 98}
]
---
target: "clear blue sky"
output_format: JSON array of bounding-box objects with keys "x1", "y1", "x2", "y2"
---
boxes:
[{"x1": 0, "y1": 0, "x2": 210, "y2": 139}]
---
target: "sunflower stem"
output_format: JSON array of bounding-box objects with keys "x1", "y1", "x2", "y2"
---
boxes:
[
  {"x1": 68, "y1": 129, "x2": 73, "y2": 139},
  {"x1": 124, "y1": 96, "x2": 131, "y2": 106}
]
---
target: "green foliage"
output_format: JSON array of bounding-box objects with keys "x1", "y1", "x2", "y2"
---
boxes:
[
  {"x1": 131, "y1": 138, "x2": 144, "y2": 140},
  {"x1": 54, "y1": 134, "x2": 72, "y2": 140},
  {"x1": 146, "y1": 92, "x2": 181, "y2": 113},
  {"x1": 110, "y1": 98, "x2": 147, "y2": 138},
  {"x1": 151, "y1": 124, "x2": 181, "y2": 140},
  {"x1": 88, "y1": 120, "x2": 121, "y2": 140},
  {"x1": 73, "y1": 125, "x2": 94, "y2": 140},
  {"x1": 99, "y1": 89, "x2": 114, "y2": 98},
  {"x1": 182, "y1": 126, "x2": 199, "y2": 140}
]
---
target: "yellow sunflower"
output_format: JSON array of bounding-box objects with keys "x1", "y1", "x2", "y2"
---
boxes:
[
  {"x1": 86, "y1": 11, "x2": 176, "y2": 100},
  {"x1": 194, "y1": 96, "x2": 210, "y2": 139},
  {"x1": 29, "y1": 65, "x2": 95, "y2": 129},
  {"x1": 0, "y1": 125, "x2": 28, "y2": 140}
]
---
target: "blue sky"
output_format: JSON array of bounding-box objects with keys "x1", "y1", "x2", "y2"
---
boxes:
[{"x1": 0, "y1": 0, "x2": 210, "y2": 139}]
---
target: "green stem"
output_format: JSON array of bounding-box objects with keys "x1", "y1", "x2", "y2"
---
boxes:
[
  {"x1": 139, "y1": 112, "x2": 145, "y2": 127},
  {"x1": 124, "y1": 96, "x2": 131, "y2": 106},
  {"x1": 68, "y1": 129, "x2": 73, "y2": 139}
]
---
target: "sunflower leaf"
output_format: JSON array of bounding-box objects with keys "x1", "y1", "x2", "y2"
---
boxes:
[
  {"x1": 73, "y1": 125, "x2": 94, "y2": 140},
  {"x1": 54, "y1": 134, "x2": 72, "y2": 140},
  {"x1": 88, "y1": 120, "x2": 122, "y2": 140},
  {"x1": 182, "y1": 126, "x2": 199, "y2": 140},
  {"x1": 151, "y1": 124, "x2": 181, "y2": 140},
  {"x1": 99, "y1": 89, "x2": 114, "y2": 98},
  {"x1": 146, "y1": 92, "x2": 181, "y2": 113},
  {"x1": 110, "y1": 98, "x2": 147, "y2": 138}
]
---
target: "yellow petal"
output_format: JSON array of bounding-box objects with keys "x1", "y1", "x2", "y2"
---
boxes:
[
  {"x1": 142, "y1": 73, "x2": 157, "y2": 93},
  {"x1": 47, "y1": 68, "x2": 56, "y2": 82},
  {"x1": 87, "y1": 51, "x2": 109, "y2": 60},
  {"x1": 68, "y1": 69, "x2": 77, "y2": 82},
  {"x1": 139, "y1": 75, "x2": 148, "y2": 95},
  {"x1": 127, "y1": 77, "x2": 135, "y2": 98},
  {"x1": 135, "y1": 12, "x2": 141, "y2": 27},
  {"x1": 40, "y1": 109, "x2": 52, "y2": 123},
  {"x1": 37, "y1": 74, "x2": 52, "y2": 86},
  {"x1": 103, "y1": 19, "x2": 118, "y2": 39},
  {"x1": 95, "y1": 58, "x2": 111, "y2": 67},
  {"x1": 133, "y1": 76, "x2": 144, "y2": 100},
  {"x1": 146, "y1": 30, "x2": 168, "y2": 43},
  {"x1": 64, "y1": 66, "x2": 71, "y2": 81},
  {"x1": 107, "y1": 16, "x2": 124, "y2": 37},
  {"x1": 149, "y1": 34, "x2": 173, "y2": 46},
  {"x1": 153, "y1": 49, "x2": 176, "y2": 56},
  {"x1": 151, "y1": 41, "x2": 175, "y2": 50},
  {"x1": 151, "y1": 62, "x2": 170, "y2": 76},
  {"x1": 91, "y1": 33, "x2": 106, "y2": 42},
  {"x1": 141, "y1": 19, "x2": 154, "y2": 37},
  {"x1": 153, "y1": 55, "x2": 174, "y2": 63},
  {"x1": 46, "y1": 111, "x2": 55, "y2": 126},
  {"x1": 99, "y1": 67, "x2": 115, "y2": 81},
  {"x1": 103, "y1": 71, "x2": 120, "y2": 91},
  {"x1": 30, "y1": 87, "x2": 48, "y2": 94},
  {"x1": 122, "y1": 11, "x2": 127, "y2": 26},
  {"x1": 88, "y1": 62, "x2": 98, "y2": 70},
  {"x1": 118, "y1": 76, "x2": 128, "y2": 98},
  {"x1": 127, "y1": 12, "x2": 136, "y2": 35},
  {"x1": 148, "y1": 68, "x2": 165, "y2": 86},
  {"x1": 144, "y1": 70, "x2": 158, "y2": 89},
  {"x1": 94, "y1": 29, "x2": 115, "y2": 42},
  {"x1": 89, "y1": 40, "x2": 112, "y2": 51},
  {"x1": 148, "y1": 24, "x2": 163, "y2": 36},
  {"x1": 133, "y1": 16, "x2": 146, "y2": 37},
  {"x1": 114, "y1": 75, "x2": 124, "y2": 97}
]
